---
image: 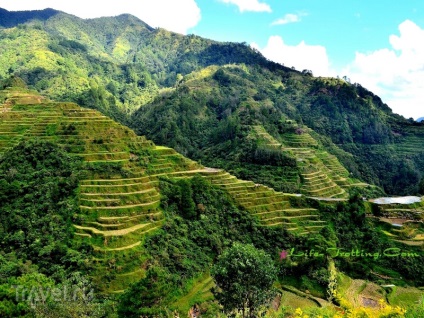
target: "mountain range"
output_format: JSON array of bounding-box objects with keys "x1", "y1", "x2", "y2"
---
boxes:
[
  {"x1": 0, "y1": 8, "x2": 423, "y2": 317},
  {"x1": 0, "y1": 8, "x2": 423, "y2": 196}
]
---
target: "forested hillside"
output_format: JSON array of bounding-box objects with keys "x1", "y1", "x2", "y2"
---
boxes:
[
  {"x1": 0, "y1": 8, "x2": 278, "y2": 122},
  {"x1": 1, "y1": 6, "x2": 424, "y2": 318},
  {"x1": 132, "y1": 65, "x2": 424, "y2": 195},
  {"x1": 1, "y1": 86, "x2": 423, "y2": 318},
  {"x1": 0, "y1": 8, "x2": 423, "y2": 195}
]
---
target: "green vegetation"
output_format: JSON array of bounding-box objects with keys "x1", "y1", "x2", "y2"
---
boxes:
[
  {"x1": 368, "y1": 198, "x2": 424, "y2": 246},
  {"x1": 211, "y1": 242, "x2": 277, "y2": 317},
  {"x1": 0, "y1": 87, "x2": 328, "y2": 299},
  {"x1": 317, "y1": 193, "x2": 424, "y2": 286},
  {"x1": 0, "y1": 84, "x2": 422, "y2": 317},
  {"x1": 0, "y1": 141, "x2": 108, "y2": 317},
  {"x1": 117, "y1": 174, "x2": 328, "y2": 316},
  {"x1": 1, "y1": 8, "x2": 423, "y2": 196},
  {"x1": 0, "y1": 7, "x2": 423, "y2": 317},
  {"x1": 132, "y1": 64, "x2": 423, "y2": 196},
  {"x1": 0, "y1": 140, "x2": 84, "y2": 277}
]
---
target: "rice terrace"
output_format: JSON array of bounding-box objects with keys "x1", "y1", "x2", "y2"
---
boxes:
[{"x1": 0, "y1": 4, "x2": 424, "y2": 318}]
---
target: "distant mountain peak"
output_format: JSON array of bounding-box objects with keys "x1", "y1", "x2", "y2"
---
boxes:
[
  {"x1": 0, "y1": 7, "x2": 60, "y2": 27},
  {"x1": 96, "y1": 12, "x2": 155, "y2": 30},
  {"x1": 417, "y1": 117, "x2": 424, "y2": 123},
  {"x1": 0, "y1": 7, "x2": 155, "y2": 32}
]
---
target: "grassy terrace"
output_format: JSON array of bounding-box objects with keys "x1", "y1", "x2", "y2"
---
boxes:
[
  {"x1": 0, "y1": 89, "x2": 165, "y2": 293},
  {"x1": 252, "y1": 125, "x2": 362, "y2": 199},
  {"x1": 169, "y1": 168, "x2": 326, "y2": 235},
  {"x1": 0, "y1": 89, "x2": 330, "y2": 292},
  {"x1": 394, "y1": 130, "x2": 424, "y2": 156},
  {"x1": 336, "y1": 271, "x2": 423, "y2": 309},
  {"x1": 369, "y1": 198, "x2": 424, "y2": 247},
  {"x1": 252, "y1": 125, "x2": 283, "y2": 148},
  {"x1": 281, "y1": 131, "x2": 319, "y2": 148}
]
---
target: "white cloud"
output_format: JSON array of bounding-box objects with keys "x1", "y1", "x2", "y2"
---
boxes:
[
  {"x1": 219, "y1": 0, "x2": 271, "y2": 13},
  {"x1": 271, "y1": 13, "x2": 304, "y2": 26},
  {"x1": 251, "y1": 36, "x2": 333, "y2": 77},
  {"x1": 0, "y1": 0, "x2": 201, "y2": 34},
  {"x1": 343, "y1": 20, "x2": 424, "y2": 119}
]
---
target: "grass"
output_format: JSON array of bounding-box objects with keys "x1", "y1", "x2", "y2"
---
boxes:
[
  {"x1": 337, "y1": 272, "x2": 391, "y2": 309},
  {"x1": 0, "y1": 89, "x2": 172, "y2": 293},
  {"x1": 251, "y1": 125, "x2": 356, "y2": 199},
  {"x1": 370, "y1": 208, "x2": 424, "y2": 245},
  {"x1": 280, "y1": 291, "x2": 319, "y2": 309},
  {"x1": 171, "y1": 273, "x2": 215, "y2": 313},
  {"x1": 386, "y1": 286, "x2": 424, "y2": 307}
]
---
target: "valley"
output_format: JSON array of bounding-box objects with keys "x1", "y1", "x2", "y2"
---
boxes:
[{"x1": 0, "y1": 8, "x2": 423, "y2": 318}]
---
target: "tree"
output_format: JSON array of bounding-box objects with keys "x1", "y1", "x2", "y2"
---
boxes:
[
  {"x1": 117, "y1": 267, "x2": 172, "y2": 317},
  {"x1": 211, "y1": 243, "x2": 277, "y2": 317},
  {"x1": 302, "y1": 69, "x2": 313, "y2": 77},
  {"x1": 419, "y1": 177, "x2": 424, "y2": 195},
  {"x1": 177, "y1": 179, "x2": 196, "y2": 219}
]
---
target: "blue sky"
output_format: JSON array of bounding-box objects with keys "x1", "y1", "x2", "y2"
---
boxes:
[
  {"x1": 196, "y1": 1, "x2": 424, "y2": 67},
  {"x1": 1, "y1": 0, "x2": 424, "y2": 119}
]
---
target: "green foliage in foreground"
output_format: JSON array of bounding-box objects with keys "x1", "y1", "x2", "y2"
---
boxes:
[
  {"x1": 211, "y1": 242, "x2": 277, "y2": 317},
  {"x1": 117, "y1": 180, "x2": 423, "y2": 316},
  {"x1": 0, "y1": 140, "x2": 86, "y2": 278},
  {"x1": 0, "y1": 141, "x2": 106, "y2": 317},
  {"x1": 118, "y1": 175, "x2": 310, "y2": 317},
  {"x1": 0, "y1": 141, "x2": 421, "y2": 317}
]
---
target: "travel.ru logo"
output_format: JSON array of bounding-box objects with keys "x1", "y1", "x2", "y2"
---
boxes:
[{"x1": 12, "y1": 285, "x2": 94, "y2": 308}]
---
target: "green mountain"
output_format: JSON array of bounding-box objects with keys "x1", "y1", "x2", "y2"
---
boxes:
[
  {"x1": 0, "y1": 8, "x2": 277, "y2": 121},
  {"x1": 0, "y1": 87, "x2": 327, "y2": 291},
  {"x1": 0, "y1": 8, "x2": 423, "y2": 196},
  {"x1": 132, "y1": 64, "x2": 424, "y2": 196},
  {"x1": 1, "y1": 8, "x2": 424, "y2": 317}
]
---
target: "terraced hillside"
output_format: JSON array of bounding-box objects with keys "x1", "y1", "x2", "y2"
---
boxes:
[
  {"x1": 0, "y1": 87, "x2": 327, "y2": 293},
  {"x1": 394, "y1": 127, "x2": 424, "y2": 156},
  {"x1": 251, "y1": 125, "x2": 365, "y2": 199},
  {"x1": 169, "y1": 168, "x2": 326, "y2": 235},
  {"x1": 369, "y1": 197, "x2": 424, "y2": 246},
  {"x1": 337, "y1": 271, "x2": 423, "y2": 309}
]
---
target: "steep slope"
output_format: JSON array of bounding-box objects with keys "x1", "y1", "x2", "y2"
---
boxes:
[
  {"x1": 0, "y1": 8, "x2": 282, "y2": 120},
  {"x1": 251, "y1": 125, "x2": 356, "y2": 198},
  {"x1": 0, "y1": 8, "x2": 423, "y2": 196},
  {"x1": 132, "y1": 65, "x2": 380, "y2": 199},
  {"x1": 0, "y1": 87, "x2": 326, "y2": 293},
  {"x1": 131, "y1": 64, "x2": 424, "y2": 196}
]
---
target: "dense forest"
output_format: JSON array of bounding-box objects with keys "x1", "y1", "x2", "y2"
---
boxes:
[
  {"x1": 0, "y1": 141, "x2": 422, "y2": 317},
  {"x1": 0, "y1": 8, "x2": 423, "y2": 318}
]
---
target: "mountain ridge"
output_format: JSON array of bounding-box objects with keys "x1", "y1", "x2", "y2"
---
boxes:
[
  {"x1": 0, "y1": 8, "x2": 423, "y2": 195},
  {"x1": 0, "y1": 7, "x2": 60, "y2": 28},
  {"x1": 1, "y1": 8, "x2": 424, "y2": 312}
]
